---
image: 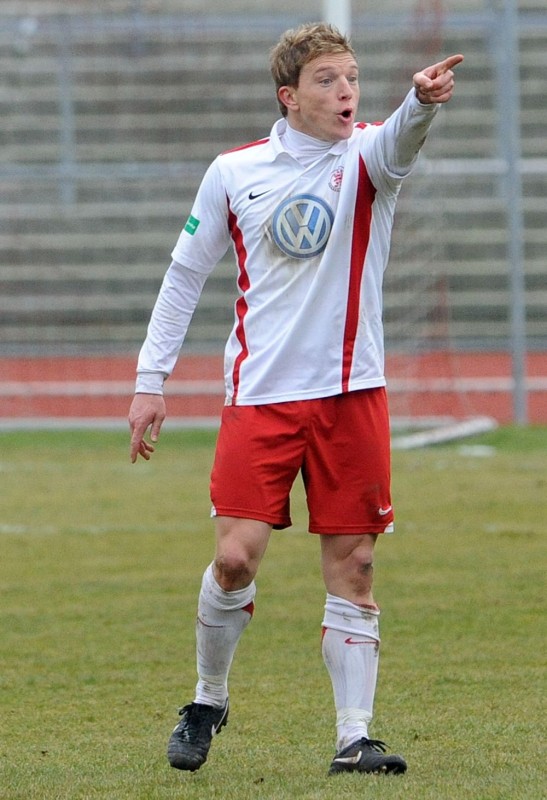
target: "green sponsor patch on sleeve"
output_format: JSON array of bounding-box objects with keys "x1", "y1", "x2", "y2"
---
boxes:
[{"x1": 184, "y1": 214, "x2": 201, "y2": 236}]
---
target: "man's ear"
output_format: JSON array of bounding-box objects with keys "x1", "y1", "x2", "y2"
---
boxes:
[{"x1": 278, "y1": 85, "x2": 299, "y2": 113}]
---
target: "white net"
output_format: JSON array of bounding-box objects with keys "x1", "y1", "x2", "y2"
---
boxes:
[{"x1": 1, "y1": 2, "x2": 545, "y2": 430}]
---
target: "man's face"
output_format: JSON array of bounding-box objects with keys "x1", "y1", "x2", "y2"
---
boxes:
[{"x1": 279, "y1": 52, "x2": 360, "y2": 142}]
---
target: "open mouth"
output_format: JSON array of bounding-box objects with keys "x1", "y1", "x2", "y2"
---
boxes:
[{"x1": 339, "y1": 109, "x2": 353, "y2": 120}]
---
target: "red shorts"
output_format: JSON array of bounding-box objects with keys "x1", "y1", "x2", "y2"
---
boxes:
[{"x1": 210, "y1": 388, "x2": 394, "y2": 534}]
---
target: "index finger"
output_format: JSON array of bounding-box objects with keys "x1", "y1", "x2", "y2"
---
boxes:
[
  {"x1": 435, "y1": 53, "x2": 464, "y2": 75},
  {"x1": 130, "y1": 423, "x2": 148, "y2": 462}
]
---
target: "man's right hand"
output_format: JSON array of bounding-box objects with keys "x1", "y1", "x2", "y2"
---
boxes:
[{"x1": 128, "y1": 393, "x2": 167, "y2": 463}]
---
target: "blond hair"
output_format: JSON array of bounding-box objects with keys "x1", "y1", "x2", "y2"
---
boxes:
[{"x1": 270, "y1": 22, "x2": 356, "y2": 117}]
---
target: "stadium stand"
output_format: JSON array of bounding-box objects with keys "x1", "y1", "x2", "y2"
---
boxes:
[{"x1": 0, "y1": 1, "x2": 545, "y2": 356}]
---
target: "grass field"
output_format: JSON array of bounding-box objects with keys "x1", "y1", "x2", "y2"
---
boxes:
[{"x1": 1, "y1": 425, "x2": 545, "y2": 799}]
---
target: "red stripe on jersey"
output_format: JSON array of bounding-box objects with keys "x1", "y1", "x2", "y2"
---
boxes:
[
  {"x1": 341, "y1": 156, "x2": 377, "y2": 392},
  {"x1": 221, "y1": 137, "x2": 270, "y2": 155},
  {"x1": 228, "y1": 206, "x2": 250, "y2": 403}
]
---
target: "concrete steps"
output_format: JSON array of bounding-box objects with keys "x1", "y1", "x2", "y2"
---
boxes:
[{"x1": 1, "y1": 8, "x2": 545, "y2": 354}]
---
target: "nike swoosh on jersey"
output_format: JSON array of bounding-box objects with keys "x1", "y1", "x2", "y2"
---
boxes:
[
  {"x1": 378, "y1": 506, "x2": 392, "y2": 516},
  {"x1": 248, "y1": 190, "x2": 270, "y2": 200}
]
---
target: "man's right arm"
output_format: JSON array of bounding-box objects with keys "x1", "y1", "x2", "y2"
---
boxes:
[
  {"x1": 128, "y1": 261, "x2": 208, "y2": 462},
  {"x1": 128, "y1": 158, "x2": 231, "y2": 461},
  {"x1": 129, "y1": 392, "x2": 166, "y2": 463},
  {"x1": 136, "y1": 261, "x2": 209, "y2": 394}
]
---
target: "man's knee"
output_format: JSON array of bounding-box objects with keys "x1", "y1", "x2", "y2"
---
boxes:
[
  {"x1": 351, "y1": 541, "x2": 375, "y2": 576},
  {"x1": 213, "y1": 516, "x2": 271, "y2": 591},
  {"x1": 214, "y1": 549, "x2": 255, "y2": 589},
  {"x1": 321, "y1": 533, "x2": 378, "y2": 603}
]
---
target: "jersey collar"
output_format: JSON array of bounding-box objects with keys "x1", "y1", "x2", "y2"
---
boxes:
[{"x1": 268, "y1": 118, "x2": 350, "y2": 161}]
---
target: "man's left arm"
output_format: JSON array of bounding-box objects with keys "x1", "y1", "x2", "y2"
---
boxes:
[
  {"x1": 413, "y1": 54, "x2": 464, "y2": 105},
  {"x1": 366, "y1": 53, "x2": 464, "y2": 188}
]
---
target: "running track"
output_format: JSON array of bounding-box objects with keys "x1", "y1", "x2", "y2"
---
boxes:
[{"x1": 1, "y1": 352, "x2": 546, "y2": 426}]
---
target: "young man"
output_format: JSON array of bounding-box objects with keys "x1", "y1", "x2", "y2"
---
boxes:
[{"x1": 129, "y1": 23, "x2": 462, "y2": 777}]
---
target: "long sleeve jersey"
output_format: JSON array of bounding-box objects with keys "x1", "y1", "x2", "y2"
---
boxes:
[{"x1": 136, "y1": 89, "x2": 439, "y2": 404}]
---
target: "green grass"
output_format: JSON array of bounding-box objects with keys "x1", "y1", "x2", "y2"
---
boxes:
[{"x1": 1, "y1": 426, "x2": 545, "y2": 799}]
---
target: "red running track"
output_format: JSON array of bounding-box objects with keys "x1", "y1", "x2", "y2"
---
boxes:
[{"x1": 1, "y1": 352, "x2": 546, "y2": 425}]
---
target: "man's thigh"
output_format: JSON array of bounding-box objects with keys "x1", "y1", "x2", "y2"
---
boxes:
[
  {"x1": 210, "y1": 402, "x2": 308, "y2": 529},
  {"x1": 304, "y1": 388, "x2": 394, "y2": 534}
]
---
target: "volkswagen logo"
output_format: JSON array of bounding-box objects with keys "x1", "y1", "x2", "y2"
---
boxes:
[{"x1": 272, "y1": 194, "x2": 334, "y2": 259}]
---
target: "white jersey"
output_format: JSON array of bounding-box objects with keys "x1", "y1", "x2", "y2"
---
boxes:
[{"x1": 136, "y1": 89, "x2": 439, "y2": 404}]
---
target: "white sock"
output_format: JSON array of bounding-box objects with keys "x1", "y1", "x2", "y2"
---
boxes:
[
  {"x1": 321, "y1": 593, "x2": 380, "y2": 750},
  {"x1": 194, "y1": 563, "x2": 256, "y2": 708}
]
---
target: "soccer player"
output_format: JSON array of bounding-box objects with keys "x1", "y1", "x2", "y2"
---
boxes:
[{"x1": 129, "y1": 22, "x2": 462, "y2": 777}]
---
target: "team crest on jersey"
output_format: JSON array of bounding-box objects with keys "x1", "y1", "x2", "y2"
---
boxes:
[
  {"x1": 272, "y1": 194, "x2": 334, "y2": 259},
  {"x1": 329, "y1": 167, "x2": 344, "y2": 192}
]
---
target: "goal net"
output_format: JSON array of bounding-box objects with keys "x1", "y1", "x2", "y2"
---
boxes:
[
  {"x1": 4, "y1": 2, "x2": 540, "y2": 437},
  {"x1": 377, "y1": 0, "x2": 499, "y2": 446}
]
